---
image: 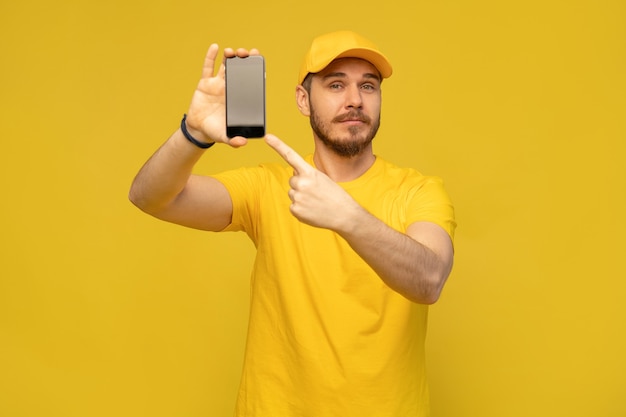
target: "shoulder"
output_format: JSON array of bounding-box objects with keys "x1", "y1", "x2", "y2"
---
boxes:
[
  {"x1": 373, "y1": 157, "x2": 443, "y2": 189},
  {"x1": 212, "y1": 162, "x2": 289, "y2": 181},
  {"x1": 210, "y1": 162, "x2": 291, "y2": 196}
]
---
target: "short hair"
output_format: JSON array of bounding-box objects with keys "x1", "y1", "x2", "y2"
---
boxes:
[{"x1": 301, "y1": 73, "x2": 313, "y2": 94}]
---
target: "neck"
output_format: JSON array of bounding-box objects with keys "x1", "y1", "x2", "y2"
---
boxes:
[{"x1": 312, "y1": 140, "x2": 376, "y2": 182}]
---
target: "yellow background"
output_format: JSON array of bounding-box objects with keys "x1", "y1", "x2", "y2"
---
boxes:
[{"x1": 1, "y1": 0, "x2": 624, "y2": 416}]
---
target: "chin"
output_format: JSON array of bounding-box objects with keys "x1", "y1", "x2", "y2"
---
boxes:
[{"x1": 323, "y1": 136, "x2": 373, "y2": 158}]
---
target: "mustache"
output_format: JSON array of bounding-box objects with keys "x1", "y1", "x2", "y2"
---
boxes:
[{"x1": 333, "y1": 111, "x2": 371, "y2": 124}]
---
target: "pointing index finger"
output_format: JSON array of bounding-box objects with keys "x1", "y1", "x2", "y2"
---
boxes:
[{"x1": 265, "y1": 134, "x2": 312, "y2": 174}]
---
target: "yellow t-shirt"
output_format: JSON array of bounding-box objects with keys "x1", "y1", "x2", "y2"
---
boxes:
[{"x1": 212, "y1": 156, "x2": 455, "y2": 417}]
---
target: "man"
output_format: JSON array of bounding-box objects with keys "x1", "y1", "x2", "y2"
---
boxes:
[{"x1": 130, "y1": 30, "x2": 456, "y2": 417}]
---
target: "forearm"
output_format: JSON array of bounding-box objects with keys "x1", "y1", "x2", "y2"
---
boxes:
[
  {"x1": 337, "y1": 209, "x2": 451, "y2": 304},
  {"x1": 129, "y1": 129, "x2": 206, "y2": 215}
]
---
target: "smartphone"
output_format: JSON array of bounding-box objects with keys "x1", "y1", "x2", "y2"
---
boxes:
[{"x1": 225, "y1": 55, "x2": 266, "y2": 138}]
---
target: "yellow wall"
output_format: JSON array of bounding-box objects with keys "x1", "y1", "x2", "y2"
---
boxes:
[{"x1": 1, "y1": 0, "x2": 624, "y2": 416}]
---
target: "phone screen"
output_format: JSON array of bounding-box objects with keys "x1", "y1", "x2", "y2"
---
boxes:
[{"x1": 225, "y1": 55, "x2": 266, "y2": 138}]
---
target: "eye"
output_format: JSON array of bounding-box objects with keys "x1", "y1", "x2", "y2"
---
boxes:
[
  {"x1": 361, "y1": 83, "x2": 378, "y2": 92},
  {"x1": 329, "y1": 82, "x2": 343, "y2": 90}
]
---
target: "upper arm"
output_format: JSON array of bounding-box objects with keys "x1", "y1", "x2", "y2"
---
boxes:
[
  {"x1": 406, "y1": 221, "x2": 454, "y2": 278},
  {"x1": 151, "y1": 174, "x2": 233, "y2": 232}
]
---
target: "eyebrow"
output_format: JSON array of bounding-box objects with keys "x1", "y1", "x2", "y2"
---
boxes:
[{"x1": 322, "y1": 72, "x2": 381, "y2": 82}]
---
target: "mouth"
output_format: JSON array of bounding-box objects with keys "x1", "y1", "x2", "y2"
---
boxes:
[{"x1": 340, "y1": 119, "x2": 366, "y2": 125}]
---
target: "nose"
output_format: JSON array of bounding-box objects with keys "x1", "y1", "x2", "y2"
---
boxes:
[{"x1": 345, "y1": 84, "x2": 363, "y2": 109}]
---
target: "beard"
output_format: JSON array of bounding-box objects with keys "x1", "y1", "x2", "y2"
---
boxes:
[{"x1": 309, "y1": 105, "x2": 381, "y2": 158}]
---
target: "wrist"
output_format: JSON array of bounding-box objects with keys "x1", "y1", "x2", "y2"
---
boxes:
[
  {"x1": 181, "y1": 114, "x2": 215, "y2": 149},
  {"x1": 335, "y1": 204, "x2": 371, "y2": 236}
]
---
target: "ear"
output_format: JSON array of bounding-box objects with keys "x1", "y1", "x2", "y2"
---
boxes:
[{"x1": 295, "y1": 85, "x2": 311, "y2": 117}]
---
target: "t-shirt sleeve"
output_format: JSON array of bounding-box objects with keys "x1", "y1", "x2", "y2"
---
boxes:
[
  {"x1": 210, "y1": 166, "x2": 264, "y2": 237},
  {"x1": 405, "y1": 176, "x2": 456, "y2": 242}
]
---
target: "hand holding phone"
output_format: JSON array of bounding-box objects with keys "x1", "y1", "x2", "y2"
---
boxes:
[{"x1": 225, "y1": 55, "x2": 266, "y2": 138}]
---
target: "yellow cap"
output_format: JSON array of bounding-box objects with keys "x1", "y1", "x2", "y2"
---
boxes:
[{"x1": 298, "y1": 30, "x2": 393, "y2": 84}]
